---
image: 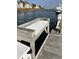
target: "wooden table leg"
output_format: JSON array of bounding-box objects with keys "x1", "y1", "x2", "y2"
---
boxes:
[{"x1": 30, "y1": 42, "x2": 35, "y2": 59}]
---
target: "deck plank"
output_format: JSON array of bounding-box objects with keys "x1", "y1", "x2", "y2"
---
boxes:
[{"x1": 37, "y1": 30, "x2": 62, "y2": 59}]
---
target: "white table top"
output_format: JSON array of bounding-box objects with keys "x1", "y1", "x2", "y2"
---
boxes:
[
  {"x1": 17, "y1": 42, "x2": 30, "y2": 59},
  {"x1": 25, "y1": 21, "x2": 48, "y2": 35}
]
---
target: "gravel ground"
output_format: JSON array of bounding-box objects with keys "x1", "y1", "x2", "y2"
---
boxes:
[{"x1": 37, "y1": 30, "x2": 62, "y2": 59}]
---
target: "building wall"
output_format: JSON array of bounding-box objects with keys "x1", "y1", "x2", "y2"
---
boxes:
[
  {"x1": 20, "y1": 3, "x2": 23, "y2": 8},
  {"x1": 35, "y1": 5, "x2": 40, "y2": 9},
  {"x1": 24, "y1": 4, "x2": 32, "y2": 8},
  {"x1": 17, "y1": 2, "x2": 42, "y2": 9},
  {"x1": 17, "y1": 4, "x2": 20, "y2": 8}
]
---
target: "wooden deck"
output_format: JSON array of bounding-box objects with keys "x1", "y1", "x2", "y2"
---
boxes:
[
  {"x1": 17, "y1": 18, "x2": 62, "y2": 59},
  {"x1": 37, "y1": 30, "x2": 62, "y2": 59}
]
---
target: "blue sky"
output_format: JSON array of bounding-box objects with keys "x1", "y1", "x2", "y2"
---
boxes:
[{"x1": 17, "y1": 0, "x2": 62, "y2": 9}]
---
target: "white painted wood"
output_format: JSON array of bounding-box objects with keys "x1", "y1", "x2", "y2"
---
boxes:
[
  {"x1": 35, "y1": 34, "x2": 49, "y2": 59},
  {"x1": 19, "y1": 54, "x2": 31, "y2": 59},
  {"x1": 17, "y1": 28, "x2": 35, "y2": 40},
  {"x1": 17, "y1": 18, "x2": 50, "y2": 59},
  {"x1": 17, "y1": 42, "x2": 30, "y2": 59},
  {"x1": 26, "y1": 21, "x2": 48, "y2": 35}
]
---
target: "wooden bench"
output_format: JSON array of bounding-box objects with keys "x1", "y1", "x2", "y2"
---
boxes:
[{"x1": 17, "y1": 18, "x2": 50, "y2": 59}]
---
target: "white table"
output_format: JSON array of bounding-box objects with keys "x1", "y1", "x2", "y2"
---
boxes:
[
  {"x1": 17, "y1": 18, "x2": 50, "y2": 59},
  {"x1": 17, "y1": 42, "x2": 31, "y2": 59}
]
